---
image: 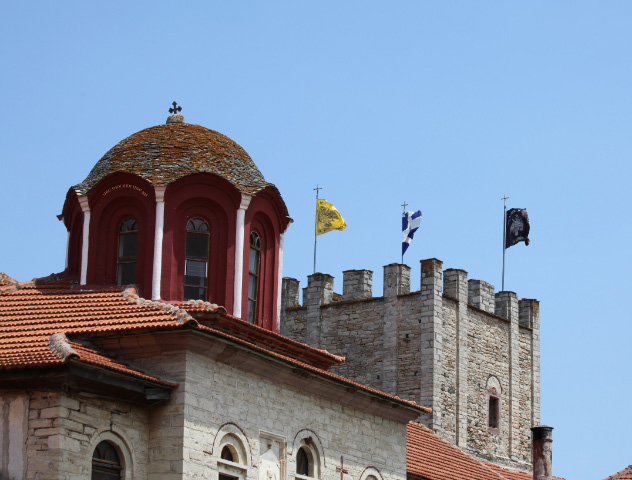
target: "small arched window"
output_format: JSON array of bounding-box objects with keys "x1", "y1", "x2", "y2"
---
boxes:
[
  {"x1": 92, "y1": 441, "x2": 121, "y2": 480},
  {"x1": 220, "y1": 446, "x2": 234, "y2": 462},
  {"x1": 296, "y1": 447, "x2": 310, "y2": 476},
  {"x1": 247, "y1": 232, "x2": 261, "y2": 324},
  {"x1": 488, "y1": 387, "x2": 501, "y2": 433},
  {"x1": 117, "y1": 218, "x2": 138, "y2": 286},
  {"x1": 184, "y1": 218, "x2": 210, "y2": 300}
]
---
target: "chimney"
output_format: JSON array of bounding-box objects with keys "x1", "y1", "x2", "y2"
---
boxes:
[{"x1": 531, "y1": 425, "x2": 553, "y2": 480}]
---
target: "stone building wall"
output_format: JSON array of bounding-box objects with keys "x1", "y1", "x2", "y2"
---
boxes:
[
  {"x1": 280, "y1": 258, "x2": 541, "y2": 471},
  {"x1": 178, "y1": 348, "x2": 410, "y2": 480},
  {"x1": 0, "y1": 389, "x2": 150, "y2": 480}
]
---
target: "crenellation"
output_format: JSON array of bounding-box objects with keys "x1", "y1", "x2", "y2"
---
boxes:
[
  {"x1": 383, "y1": 264, "x2": 411, "y2": 297},
  {"x1": 443, "y1": 268, "x2": 468, "y2": 300},
  {"x1": 281, "y1": 277, "x2": 301, "y2": 308},
  {"x1": 519, "y1": 299, "x2": 537, "y2": 329},
  {"x1": 468, "y1": 279, "x2": 495, "y2": 313},
  {"x1": 343, "y1": 269, "x2": 373, "y2": 301},
  {"x1": 280, "y1": 257, "x2": 540, "y2": 472}
]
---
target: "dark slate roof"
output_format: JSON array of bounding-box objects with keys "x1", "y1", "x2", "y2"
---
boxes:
[{"x1": 73, "y1": 123, "x2": 272, "y2": 196}]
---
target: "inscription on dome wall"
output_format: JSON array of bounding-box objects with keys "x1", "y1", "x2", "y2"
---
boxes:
[{"x1": 102, "y1": 183, "x2": 149, "y2": 197}]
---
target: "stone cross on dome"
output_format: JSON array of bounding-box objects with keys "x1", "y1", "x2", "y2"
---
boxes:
[{"x1": 169, "y1": 101, "x2": 182, "y2": 114}]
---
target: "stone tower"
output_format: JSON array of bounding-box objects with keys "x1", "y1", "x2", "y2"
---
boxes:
[{"x1": 281, "y1": 259, "x2": 540, "y2": 470}]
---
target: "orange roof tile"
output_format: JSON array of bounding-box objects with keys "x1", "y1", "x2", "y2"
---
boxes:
[
  {"x1": 483, "y1": 462, "x2": 566, "y2": 480},
  {"x1": 604, "y1": 466, "x2": 632, "y2": 480},
  {"x1": 407, "y1": 423, "x2": 503, "y2": 480},
  {"x1": 0, "y1": 277, "x2": 427, "y2": 413}
]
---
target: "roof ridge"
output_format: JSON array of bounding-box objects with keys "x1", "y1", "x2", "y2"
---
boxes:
[
  {"x1": 604, "y1": 465, "x2": 632, "y2": 480},
  {"x1": 0, "y1": 273, "x2": 60, "y2": 295},
  {"x1": 121, "y1": 287, "x2": 198, "y2": 325},
  {"x1": 49, "y1": 332, "x2": 79, "y2": 361}
]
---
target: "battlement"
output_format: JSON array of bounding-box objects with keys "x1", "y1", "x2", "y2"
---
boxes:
[
  {"x1": 281, "y1": 258, "x2": 538, "y2": 324},
  {"x1": 280, "y1": 257, "x2": 540, "y2": 471}
]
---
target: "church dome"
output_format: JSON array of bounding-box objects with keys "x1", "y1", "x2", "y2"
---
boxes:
[{"x1": 73, "y1": 119, "x2": 271, "y2": 196}]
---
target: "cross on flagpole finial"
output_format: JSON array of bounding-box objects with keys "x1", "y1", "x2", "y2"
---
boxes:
[
  {"x1": 169, "y1": 101, "x2": 182, "y2": 114},
  {"x1": 314, "y1": 184, "x2": 322, "y2": 199},
  {"x1": 401, "y1": 201, "x2": 408, "y2": 213}
]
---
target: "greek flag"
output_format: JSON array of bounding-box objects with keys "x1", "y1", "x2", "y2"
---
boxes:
[{"x1": 402, "y1": 210, "x2": 422, "y2": 256}]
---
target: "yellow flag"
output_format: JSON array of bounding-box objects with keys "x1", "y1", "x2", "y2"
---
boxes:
[{"x1": 316, "y1": 199, "x2": 347, "y2": 236}]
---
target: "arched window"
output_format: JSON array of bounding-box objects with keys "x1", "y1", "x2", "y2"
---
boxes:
[
  {"x1": 488, "y1": 388, "x2": 500, "y2": 431},
  {"x1": 247, "y1": 232, "x2": 261, "y2": 323},
  {"x1": 117, "y1": 218, "x2": 138, "y2": 286},
  {"x1": 295, "y1": 438, "x2": 320, "y2": 478},
  {"x1": 486, "y1": 376, "x2": 501, "y2": 434},
  {"x1": 221, "y1": 446, "x2": 234, "y2": 462},
  {"x1": 296, "y1": 447, "x2": 310, "y2": 476},
  {"x1": 92, "y1": 441, "x2": 121, "y2": 480},
  {"x1": 184, "y1": 218, "x2": 210, "y2": 300}
]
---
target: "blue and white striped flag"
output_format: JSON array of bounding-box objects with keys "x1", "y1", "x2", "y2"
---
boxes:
[{"x1": 402, "y1": 210, "x2": 422, "y2": 256}]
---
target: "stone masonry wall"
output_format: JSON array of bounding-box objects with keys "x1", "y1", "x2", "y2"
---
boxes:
[
  {"x1": 3, "y1": 389, "x2": 150, "y2": 480},
  {"x1": 280, "y1": 259, "x2": 540, "y2": 471},
  {"x1": 181, "y1": 348, "x2": 409, "y2": 480},
  {"x1": 319, "y1": 298, "x2": 385, "y2": 389},
  {"x1": 465, "y1": 308, "x2": 511, "y2": 463}
]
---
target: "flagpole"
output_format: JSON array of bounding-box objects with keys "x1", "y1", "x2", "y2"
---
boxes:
[
  {"x1": 501, "y1": 195, "x2": 508, "y2": 291},
  {"x1": 313, "y1": 184, "x2": 322, "y2": 274},
  {"x1": 401, "y1": 201, "x2": 408, "y2": 264}
]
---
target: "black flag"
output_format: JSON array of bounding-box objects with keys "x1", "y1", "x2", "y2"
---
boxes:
[{"x1": 505, "y1": 208, "x2": 530, "y2": 248}]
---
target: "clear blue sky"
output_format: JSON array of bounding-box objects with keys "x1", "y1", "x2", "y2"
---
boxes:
[{"x1": 2, "y1": 2, "x2": 631, "y2": 479}]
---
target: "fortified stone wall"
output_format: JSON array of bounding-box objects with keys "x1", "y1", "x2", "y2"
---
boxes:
[{"x1": 280, "y1": 258, "x2": 540, "y2": 471}]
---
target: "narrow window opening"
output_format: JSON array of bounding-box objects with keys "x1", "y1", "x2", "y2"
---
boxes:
[
  {"x1": 488, "y1": 394, "x2": 500, "y2": 430},
  {"x1": 92, "y1": 441, "x2": 121, "y2": 480},
  {"x1": 247, "y1": 232, "x2": 261, "y2": 324},
  {"x1": 296, "y1": 447, "x2": 310, "y2": 476},
  {"x1": 184, "y1": 218, "x2": 210, "y2": 300},
  {"x1": 117, "y1": 218, "x2": 138, "y2": 286}
]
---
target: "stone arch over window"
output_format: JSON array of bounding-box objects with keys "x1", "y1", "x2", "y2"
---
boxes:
[
  {"x1": 486, "y1": 375, "x2": 502, "y2": 434},
  {"x1": 87, "y1": 430, "x2": 134, "y2": 480},
  {"x1": 291, "y1": 429, "x2": 325, "y2": 478},
  {"x1": 359, "y1": 466, "x2": 384, "y2": 480},
  {"x1": 212, "y1": 422, "x2": 252, "y2": 467}
]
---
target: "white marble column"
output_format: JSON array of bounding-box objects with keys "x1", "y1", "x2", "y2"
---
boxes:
[
  {"x1": 233, "y1": 194, "x2": 252, "y2": 318},
  {"x1": 78, "y1": 196, "x2": 91, "y2": 285},
  {"x1": 151, "y1": 186, "x2": 167, "y2": 300},
  {"x1": 275, "y1": 232, "x2": 285, "y2": 331},
  {"x1": 64, "y1": 225, "x2": 70, "y2": 271}
]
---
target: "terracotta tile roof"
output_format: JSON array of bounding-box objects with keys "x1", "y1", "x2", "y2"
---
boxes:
[
  {"x1": 184, "y1": 299, "x2": 344, "y2": 369},
  {"x1": 483, "y1": 462, "x2": 566, "y2": 480},
  {"x1": 407, "y1": 423, "x2": 503, "y2": 480},
  {"x1": 73, "y1": 123, "x2": 275, "y2": 196},
  {"x1": 189, "y1": 322, "x2": 429, "y2": 414},
  {"x1": 0, "y1": 277, "x2": 426, "y2": 413},
  {"x1": 0, "y1": 277, "x2": 192, "y2": 385},
  {"x1": 604, "y1": 466, "x2": 632, "y2": 480}
]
